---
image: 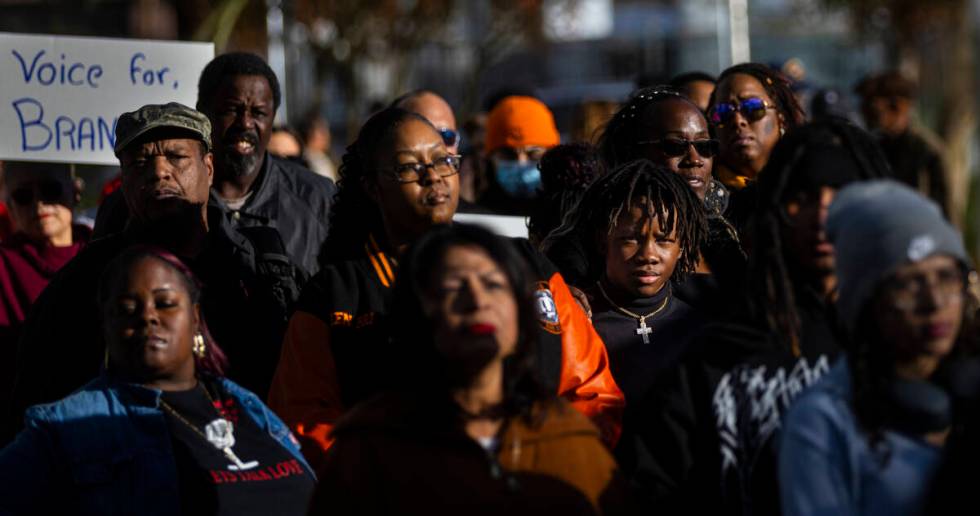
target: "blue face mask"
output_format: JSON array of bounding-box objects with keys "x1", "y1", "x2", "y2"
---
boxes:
[{"x1": 494, "y1": 160, "x2": 542, "y2": 199}]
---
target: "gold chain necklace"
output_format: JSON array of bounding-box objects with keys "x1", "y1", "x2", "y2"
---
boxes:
[
  {"x1": 596, "y1": 281, "x2": 670, "y2": 345},
  {"x1": 158, "y1": 382, "x2": 259, "y2": 471}
]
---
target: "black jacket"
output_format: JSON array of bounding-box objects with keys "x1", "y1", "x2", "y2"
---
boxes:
[
  {"x1": 212, "y1": 154, "x2": 335, "y2": 277},
  {"x1": 6, "y1": 201, "x2": 302, "y2": 440},
  {"x1": 619, "y1": 289, "x2": 843, "y2": 516}
]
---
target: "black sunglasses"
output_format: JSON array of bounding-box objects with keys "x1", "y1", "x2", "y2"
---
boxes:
[
  {"x1": 10, "y1": 181, "x2": 65, "y2": 206},
  {"x1": 708, "y1": 97, "x2": 775, "y2": 127},
  {"x1": 636, "y1": 138, "x2": 720, "y2": 158},
  {"x1": 438, "y1": 128, "x2": 460, "y2": 148}
]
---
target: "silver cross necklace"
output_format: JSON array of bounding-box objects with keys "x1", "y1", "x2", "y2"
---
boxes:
[{"x1": 596, "y1": 281, "x2": 671, "y2": 344}]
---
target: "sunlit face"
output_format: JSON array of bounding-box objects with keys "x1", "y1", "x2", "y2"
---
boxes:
[
  {"x1": 206, "y1": 74, "x2": 275, "y2": 178},
  {"x1": 104, "y1": 256, "x2": 199, "y2": 384},
  {"x1": 782, "y1": 186, "x2": 836, "y2": 278},
  {"x1": 119, "y1": 138, "x2": 213, "y2": 224},
  {"x1": 370, "y1": 118, "x2": 460, "y2": 240},
  {"x1": 603, "y1": 200, "x2": 682, "y2": 299},
  {"x1": 4, "y1": 166, "x2": 75, "y2": 246},
  {"x1": 872, "y1": 255, "x2": 964, "y2": 367},
  {"x1": 712, "y1": 73, "x2": 783, "y2": 177},
  {"x1": 423, "y1": 244, "x2": 519, "y2": 359},
  {"x1": 638, "y1": 98, "x2": 714, "y2": 199}
]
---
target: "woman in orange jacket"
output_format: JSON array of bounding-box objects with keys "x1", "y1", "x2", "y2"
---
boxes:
[
  {"x1": 309, "y1": 223, "x2": 626, "y2": 515},
  {"x1": 266, "y1": 107, "x2": 623, "y2": 471}
]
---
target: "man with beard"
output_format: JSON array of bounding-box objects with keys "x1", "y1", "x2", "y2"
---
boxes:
[
  {"x1": 94, "y1": 54, "x2": 334, "y2": 277},
  {"x1": 196, "y1": 53, "x2": 335, "y2": 277},
  {"x1": 5, "y1": 103, "x2": 300, "y2": 441}
]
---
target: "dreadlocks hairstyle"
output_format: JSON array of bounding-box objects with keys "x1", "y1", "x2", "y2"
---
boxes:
[
  {"x1": 543, "y1": 159, "x2": 706, "y2": 287},
  {"x1": 319, "y1": 107, "x2": 436, "y2": 263},
  {"x1": 527, "y1": 142, "x2": 604, "y2": 247},
  {"x1": 196, "y1": 52, "x2": 282, "y2": 113},
  {"x1": 709, "y1": 63, "x2": 806, "y2": 130},
  {"x1": 746, "y1": 117, "x2": 890, "y2": 354},
  {"x1": 596, "y1": 86, "x2": 702, "y2": 169}
]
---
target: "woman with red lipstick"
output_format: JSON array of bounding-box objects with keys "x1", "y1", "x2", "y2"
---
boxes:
[
  {"x1": 779, "y1": 181, "x2": 972, "y2": 516},
  {"x1": 545, "y1": 161, "x2": 706, "y2": 403},
  {"x1": 0, "y1": 247, "x2": 315, "y2": 515},
  {"x1": 269, "y1": 107, "x2": 624, "y2": 470},
  {"x1": 311, "y1": 224, "x2": 625, "y2": 515}
]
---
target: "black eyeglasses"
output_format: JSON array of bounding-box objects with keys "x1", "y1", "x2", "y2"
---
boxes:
[
  {"x1": 383, "y1": 154, "x2": 461, "y2": 184},
  {"x1": 708, "y1": 97, "x2": 775, "y2": 127},
  {"x1": 10, "y1": 181, "x2": 65, "y2": 206},
  {"x1": 439, "y1": 128, "x2": 460, "y2": 148},
  {"x1": 636, "y1": 138, "x2": 720, "y2": 158}
]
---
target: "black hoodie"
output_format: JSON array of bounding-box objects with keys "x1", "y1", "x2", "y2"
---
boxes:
[{"x1": 618, "y1": 287, "x2": 844, "y2": 516}]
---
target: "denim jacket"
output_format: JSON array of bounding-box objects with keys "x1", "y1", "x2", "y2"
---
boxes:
[{"x1": 0, "y1": 374, "x2": 312, "y2": 516}]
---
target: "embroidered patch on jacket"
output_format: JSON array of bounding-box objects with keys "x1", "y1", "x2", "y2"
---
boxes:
[
  {"x1": 331, "y1": 311, "x2": 353, "y2": 327},
  {"x1": 533, "y1": 282, "x2": 562, "y2": 334}
]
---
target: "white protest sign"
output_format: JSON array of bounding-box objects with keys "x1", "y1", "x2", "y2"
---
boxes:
[
  {"x1": 453, "y1": 213, "x2": 529, "y2": 239},
  {"x1": 0, "y1": 33, "x2": 214, "y2": 165}
]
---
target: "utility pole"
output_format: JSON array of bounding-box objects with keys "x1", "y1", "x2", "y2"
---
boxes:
[
  {"x1": 267, "y1": 0, "x2": 288, "y2": 123},
  {"x1": 728, "y1": 0, "x2": 750, "y2": 65}
]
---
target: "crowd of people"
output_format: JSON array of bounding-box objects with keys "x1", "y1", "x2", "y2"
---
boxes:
[{"x1": 0, "y1": 50, "x2": 974, "y2": 516}]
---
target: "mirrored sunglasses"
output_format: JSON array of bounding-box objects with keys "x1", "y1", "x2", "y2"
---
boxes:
[{"x1": 708, "y1": 97, "x2": 774, "y2": 127}]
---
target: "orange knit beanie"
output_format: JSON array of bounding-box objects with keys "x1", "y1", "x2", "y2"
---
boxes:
[{"x1": 484, "y1": 96, "x2": 560, "y2": 154}]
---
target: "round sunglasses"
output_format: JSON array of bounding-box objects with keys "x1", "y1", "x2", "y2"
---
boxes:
[
  {"x1": 10, "y1": 180, "x2": 66, "y2": 206},
  {"x1": 636, "y1": 137, "x2": 720, "y2": 158},
  {"x1": 438, "y1": 128, "x2": 460, "y2": 148},
  {"x1": 708, "y1": 97, "x2": 776, "y2": 127}
]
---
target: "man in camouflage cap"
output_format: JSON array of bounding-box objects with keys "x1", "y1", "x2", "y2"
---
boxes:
[{"x1": 113, "y1": 102, "x2": 214, "y2": 232}]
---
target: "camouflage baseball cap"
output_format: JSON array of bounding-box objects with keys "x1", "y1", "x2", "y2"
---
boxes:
[{"x1": 114, "y1": 102, "x2": 212, "y2": 156}]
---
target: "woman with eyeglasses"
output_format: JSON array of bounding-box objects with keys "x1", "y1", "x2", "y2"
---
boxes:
[
  {"x1": 708, "y1": 63, "x2": 805, "y2": 191},
  {"x1": 0, "y1": 161, "x2": 87, "y2": 351},
  {"x1": 268, "y1": 107, "x2": 625, "y2": 470},
  {"x1": 779, "y1": 180, "x2": 973, "y2": 516}
]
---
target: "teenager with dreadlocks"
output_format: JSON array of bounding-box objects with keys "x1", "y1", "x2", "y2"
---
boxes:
[
  {"x1": 780, "y1": 181, "x2": 973, "y2": 516},
  {"x1": 559, "y1": 86, "x2": 745, "y2": 318},
  {"x1": 621, "y1": 118, "x2": 890, "y2": 516},
  {"x1": 553, "y1": 160, "x2": 706, "y2": 403},
  {"x1": 267, "y1": 107, "x2": 624, "y2": 471}
]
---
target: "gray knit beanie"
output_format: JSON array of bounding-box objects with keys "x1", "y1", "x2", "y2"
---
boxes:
[{"x1": 827, "y1": 179, "x2": 970, "y2": 333}]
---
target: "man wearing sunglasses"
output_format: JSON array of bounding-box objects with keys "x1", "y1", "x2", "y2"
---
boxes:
[{"x1": 0, "y1": 161, "x2": 86, "y2": 345}]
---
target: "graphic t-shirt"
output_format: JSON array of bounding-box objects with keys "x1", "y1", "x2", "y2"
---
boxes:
[{"x1": 159, "y1": 379, "x2": 315, "y2": 516}]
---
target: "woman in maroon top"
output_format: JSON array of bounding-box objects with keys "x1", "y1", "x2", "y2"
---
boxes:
[{"x1": 0, "y1": 161, "x2": 87, "y2": 355}]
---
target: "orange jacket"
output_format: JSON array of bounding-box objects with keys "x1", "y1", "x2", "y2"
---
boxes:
[{"x1": 267, "y1": 240, "x2": 624, "y2": 470}]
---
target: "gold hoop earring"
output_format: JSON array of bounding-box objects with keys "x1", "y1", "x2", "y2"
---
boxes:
[{"x1": 193, "y1": 333, "x2": 206, "y2": 358}]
